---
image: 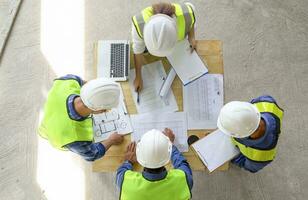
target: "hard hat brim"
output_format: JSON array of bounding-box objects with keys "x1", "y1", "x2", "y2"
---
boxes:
[
  {"x1": 217, "y1": 103, "x2": 261, "y2": 138},
  {"x1": 143, "y1": 14, "x2": 177, "y2": 57}
]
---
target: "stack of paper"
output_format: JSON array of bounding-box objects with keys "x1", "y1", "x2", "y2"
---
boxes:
[
  {"x1": 192, "y1": 130, "x2": 240, "y2": 172},
  {"x1": 167, "y1": 39, "x2": 208, "y2": 85},
  {"x1": 130, "y1": 112, "x2": 188, "y2": 152},
  {"x1": 129, "y1": 61, "x2": 178, "y2": 114},
  {"x1": 183, "y1": 74, "x2": 224, "y2": 129}
]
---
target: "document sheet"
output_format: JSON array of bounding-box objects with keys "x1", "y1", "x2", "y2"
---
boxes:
[
  {"x1": 130, "y1": 112, "x2": 188, "y2": 152},
  {"x1": 192, "y1": 130, "x2": 240, "y2": 172},
  {"x1": 129, "y1": 61, "x2": 178, "y2": 114},
  {"x1": 167, "y1": 39, "x2": 208, "y2": 85},
  {"x1": 183, "y1": 74, "x2": 224, "y2": 129},
  {"x1": 92, "y1": 91, "x2": 133, "y2": 142}
]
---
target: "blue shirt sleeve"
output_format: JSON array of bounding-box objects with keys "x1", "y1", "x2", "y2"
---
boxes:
[
  {"x1": 171, "y1": 145, "x2": 193, "y2": 191},
  {"x1": 67, "y1": 94, "x2": 88, "y2": 121},
  {"x1": 65, "y1": 141, "x2": 106, "y2": 161},
  {"x1": 231, "y1": 153, "x2": 270, "y2": 173},
  {"x1": 251, "y1": 95, "x2": 277, "y2": 104},
  {"x1": 56, "y1": 74, "x2": 84, "y2": 86},
  {"x1": 116, "y1": 161, "x2": 133, "y2": 190}
]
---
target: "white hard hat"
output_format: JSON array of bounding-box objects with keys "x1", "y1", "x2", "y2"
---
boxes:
[
  {"x1": 144, "y1": 14, "x2": 177, "y2": 57},
  {"x1": 136, "y1": 129, "x2": 173, "y2": 169},
  {"x1": 217, "y1": 101, "x2": 261, "y2": 138},
  {"x1": 80, "y1": 78, "x2": 120, "y2": 111}
]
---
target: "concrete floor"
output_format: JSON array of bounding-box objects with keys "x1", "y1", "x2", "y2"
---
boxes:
[
  {"x1": 0, "y1": 0, "x2": 307, "y2": 199},
  {"x1": 0, "y1": 1, "x2": 9, "y2": 27}
]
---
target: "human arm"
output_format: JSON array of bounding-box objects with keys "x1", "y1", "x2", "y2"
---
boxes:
[
  {"x1": 251, "y1": 95, "x2": 278, "y2": 104},
  {"x1": 185, "y1": 2, "x2": 197, "y2": 52},
  {"x1": 65, "y1": 141, "x2": 106, "y2": 162},
  {"x1": 131, "y1": 23, "x2": 146, "y2": 91},
  {"x1": 56, "y1": 74, "x2": 85, "y2": 86},
  {"x1": 133, "y1": 53, "x2": 144, "y2": 91},
  {"x1": 171, "y1": 146, "x2": 193, "y2": 190},
  {"x1": 188, "y1": 27, "x2": 196, "y2": 53},
  {"x1": 116, "y1": 142, "x2": 136, "y2": 189},
  {"x1": 163, "y1": 128, "x2": 193, "y2": 190},
  {"x1": 101, "y1": 132, "x2": 124, "y2": 151},
  {"x1": 231, "y1": 153, "x2": 271, "y2": 173},
  {"x1": 65, "y1": 133, "x2": 123, "y2": 162}
]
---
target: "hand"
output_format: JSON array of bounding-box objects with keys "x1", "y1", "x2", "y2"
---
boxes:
[
  {"x1": 134, "y1": 77, "x2": 143, "y2": 92},
  {"x1": 108, "y1": 132, "x2": 124, "y2": 145},
  {"x1": 124, "y1": 142, "x2": 137, "y2": 164},
  {"x1": 189, "y1": 39, "x2": 197, "y2": 53},
  {"x1": 163, "y1": 128, "x2": 175, "y2": 143}
]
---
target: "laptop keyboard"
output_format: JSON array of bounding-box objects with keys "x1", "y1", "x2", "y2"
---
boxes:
[
  {"x1": 125, "y1": 44, "x2": 129, "y2": 76},
  {"x1": 110, "y1": 43, "x2": 125, "y2": 78}
]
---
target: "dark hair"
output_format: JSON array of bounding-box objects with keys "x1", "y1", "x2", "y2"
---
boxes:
[
  {"x1": 152, "y1": 2, "x2": 175, "y2": 17},
  {"x1": 144, "y1": 167, "x2": 166, "y2": 174}
]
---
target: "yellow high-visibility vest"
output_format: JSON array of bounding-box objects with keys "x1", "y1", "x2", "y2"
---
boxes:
[
  {"x1": 38, "y1": 79, "x2": 93, "y2": 150},
  {"x1": 120, "y1": 169, "x2": 191, "y2": 200},
  {"x1": 231, "y1": 102, "x2": 284, "y2": 162},
  {"x1": 132, "y1": 3, "x2": 195, "y2": 40}
]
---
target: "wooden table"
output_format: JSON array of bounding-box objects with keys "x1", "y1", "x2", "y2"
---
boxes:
[{"x1": 92, "y1": 40, "x2": 226, "y2": 172}]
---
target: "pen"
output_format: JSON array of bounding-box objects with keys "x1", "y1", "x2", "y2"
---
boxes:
[
  {"x1": 122, "y1": 100, "x2": 128, "y2": 115},
  {"x1": 137, "y1": 90, "x2": 140, "y2": 104}
]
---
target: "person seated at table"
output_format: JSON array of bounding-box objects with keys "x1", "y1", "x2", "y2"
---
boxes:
[
  {"x1": 217, "y1": 95, "x2": 284, "y2": 173},
  {"x1": 132, "y1": 2, "x2": 197, "y2": 92},
  {"x1": 38, "y1": 74, "x2": 124, "y2": 161},
  {"x1": 116, "y1": 128, "x2": 193, "y2": 200}
]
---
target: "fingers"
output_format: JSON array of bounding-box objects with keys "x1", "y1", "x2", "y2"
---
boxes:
[
  {"x1": 134, "y1": 77, "x2": 143, "y2": 92},
  {"x1": 164, "y1": 128, "x2": 172, "y2": 134},
  {"x1": 112, "y1": 133, "x2": 124, "y2": 145},
  {"x1": 127, "y1": 142, "x2": 136, "y2": 152},
  {"x1": 134, "y1": 78, "x2": 142, "y2": 92},
  {"x1": 126, "y1": 142, "x2": 131, "y2": 151},
  {"x1": 190, "y1": 44, "x2": 196, "y2": 53},
  {"x1": 131, "y1": 142, "x2": 136, "y2": 152},
  {"x1": 135, "y1": 85, "x2": 143, "y2": 92},
  {"x1": 128, "y1": 142, "x2": 133, "y2": 151}
]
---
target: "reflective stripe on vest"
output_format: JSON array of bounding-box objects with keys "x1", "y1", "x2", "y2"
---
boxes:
[
  {"x1": 38, "y1": 79, "x2": 93, "y2": 150},
  {"x1": 120, "y1": 169, "x2": 191, "y2": 200},
  {"x1": 231, "y1": 101, "x2": 284, "y2": 162},
  {"x1": 132, "y1": 3, "x2": 195, "y2": 40}
]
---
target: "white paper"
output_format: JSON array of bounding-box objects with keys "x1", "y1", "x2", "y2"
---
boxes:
[
  {"x1": 167, "y1": 39, "x2": 208, "y2": 85},
  {"x1": 183, "y1": 74, "x2": 224, "y2": 130},
  {"x1": 129, "y1": 61, "x2": 178, "y2": 114},
  {"x1": 92, "y1": 92, "x2": 133, "y2": 142},
  {"x1": 130, "y1": 112, "x2": 188, "y2": 152},
  {"x1": 192, "y1": 130, "x2": 240, "y2": 172},
  {"x1": 159, "y1": 68, "x2": 176, "y2": 99}
]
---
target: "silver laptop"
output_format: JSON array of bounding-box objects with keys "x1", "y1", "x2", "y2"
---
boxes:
[{"x1": 97, "y1": 40, "x2": 130, "y2": 81}]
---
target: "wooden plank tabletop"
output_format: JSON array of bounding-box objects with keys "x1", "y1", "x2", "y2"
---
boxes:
[{"x1": 92, "y1": 40, "x2": 226, "y2": 172}]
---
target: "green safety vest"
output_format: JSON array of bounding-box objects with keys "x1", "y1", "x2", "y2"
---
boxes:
[
  {"x1": 38, "y1": 79, "x2": 93, "y2": 150},
  {"x1": 132, "y1": 3, "x2": 195, "y2": 40},
  {"x1": 231, "y1": 101, "x2": 284, "y2": 162},
  {"x1": 120, "y1": 169, "x2": 191, "y2": 200}
]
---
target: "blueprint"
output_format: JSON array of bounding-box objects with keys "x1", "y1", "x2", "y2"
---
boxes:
[{"x1": 130, "y1": 112, "x2": 188, "y2": 152}]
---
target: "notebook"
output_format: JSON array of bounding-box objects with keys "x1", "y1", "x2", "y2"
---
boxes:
[
  {"x1": 192, "y1": 130, "x2": 240, "y2": 172},
  {"x1": 167, "y1": 39, "x2": 208, "y2": 85}
]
